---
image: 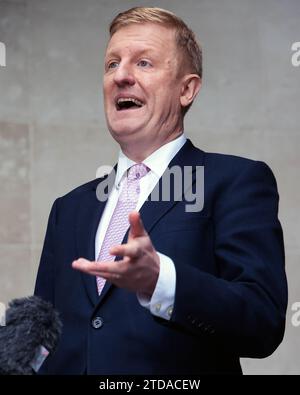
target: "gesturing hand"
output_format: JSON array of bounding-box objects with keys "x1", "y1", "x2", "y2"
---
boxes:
[{"x1": 72, "y1": 211, "x2": 160, "y2": 297}]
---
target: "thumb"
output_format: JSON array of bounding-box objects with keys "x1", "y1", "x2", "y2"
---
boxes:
[{"x1": 128, "y1": 211, "x2": 147, "y2": 239}]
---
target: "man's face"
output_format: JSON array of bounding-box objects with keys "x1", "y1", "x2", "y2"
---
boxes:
[{"x1": 103, "y1": 23, "x2": 185, "y2": 153}]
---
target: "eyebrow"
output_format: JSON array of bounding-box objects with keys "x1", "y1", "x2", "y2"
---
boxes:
[{"x1": 105, "y1": 47, "x2": 157, "y2": 60}]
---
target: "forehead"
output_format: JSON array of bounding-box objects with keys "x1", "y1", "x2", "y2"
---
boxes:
[{"x1": 105, "y1": 23, "x2": 177, "y2": 57}]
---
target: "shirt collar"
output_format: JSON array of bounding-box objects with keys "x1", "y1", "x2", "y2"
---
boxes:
[{"x1": 115, "y1": 133, "x2": 187, "y2": 186}]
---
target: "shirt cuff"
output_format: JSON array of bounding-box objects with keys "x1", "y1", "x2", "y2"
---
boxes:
[{"x1": 137, "y1": 252, "x2": 176, "y2": 321}]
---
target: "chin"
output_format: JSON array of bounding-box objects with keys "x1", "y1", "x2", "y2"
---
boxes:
[{"x1": 108, "y1": 120, "x2": 145, "y2": 139}]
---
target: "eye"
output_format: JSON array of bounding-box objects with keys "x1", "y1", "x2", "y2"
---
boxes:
[
  {"x1": 107, "y1": 61, "x2": 119, "y2": 70},
  {"x1": 137, "y1": 60, "x2": 151, "y2": 67}
]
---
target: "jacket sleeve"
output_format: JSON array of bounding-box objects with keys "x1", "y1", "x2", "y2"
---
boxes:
[
  {"x1": 171, "y1": 160, "x2": 288, "y2": 358},
  {"x1": 34, "y1": 198, "x2": 61, "y2": 305}
]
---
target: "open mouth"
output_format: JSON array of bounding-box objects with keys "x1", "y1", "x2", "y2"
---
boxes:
[{"x1": 116, "y1": 97, "x2": 144, "y2": 111}]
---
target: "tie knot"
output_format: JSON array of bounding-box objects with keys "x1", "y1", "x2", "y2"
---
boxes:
[{"x1": 127, "y1": 163, "x2": 149, "y2": 181}]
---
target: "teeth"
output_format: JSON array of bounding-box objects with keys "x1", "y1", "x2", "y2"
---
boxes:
[{"x1": 117, "y1": 97, "x2": 143, "y2": 107}]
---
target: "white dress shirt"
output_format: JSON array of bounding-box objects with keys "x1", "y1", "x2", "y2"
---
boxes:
[{"x1": 95, "y1": 134, "x2": 187, "y2": 320}]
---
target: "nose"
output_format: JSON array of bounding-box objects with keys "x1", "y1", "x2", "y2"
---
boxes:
[{"x1": 113, "y1": 62, "x2": 135, "y2": 87}]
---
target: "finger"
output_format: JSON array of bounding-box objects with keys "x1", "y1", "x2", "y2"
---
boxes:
[
  {"x1": 72, "y1": 258, "x2": 115, "y2": 275},
  {"x1": 94, "y1": 271, "x2": 121, "y2": 280},
  {"x1": 98, "y1": 258, "x2": 130, "y2": 273},
  {"x1": 129, "y1": 211, "x2": 147, "y2": 238},
  {"x1": 72, "y1": 258, "x2": 99, "y2": 273},
  {"x1": 72, "y1": 257, "x2": 130, "y2": 278},
  {"x1": 110, "y1": 242, "x2": 140, "y2": 259}
]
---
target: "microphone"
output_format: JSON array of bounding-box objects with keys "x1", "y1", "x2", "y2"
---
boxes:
[{"x1": 0, "y1": 296, "x2": 62, "y2": 375}]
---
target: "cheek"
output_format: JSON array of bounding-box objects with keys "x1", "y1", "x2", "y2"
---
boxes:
[
  {"x1": 103, "y1": 79, "x2": 112, "y2": 97},
  {"x1": 154, "y1": 85, "x2": 180, "y2": 109}
]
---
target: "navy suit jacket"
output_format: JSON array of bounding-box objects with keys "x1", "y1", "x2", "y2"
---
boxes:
[{"x1": 34, "y1": 139, "x2": 287, "y2": 374}]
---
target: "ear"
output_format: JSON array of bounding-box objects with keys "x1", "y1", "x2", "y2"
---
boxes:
[{"x1": 180, "y1": 74, "x2": 202, "y2": 109}]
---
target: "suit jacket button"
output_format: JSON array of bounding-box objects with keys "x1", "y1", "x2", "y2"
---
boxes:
[
  {"x1": 92, "y1": 316, "x2": 103, "y2": 329},
  {"x1": 167, "y1": 306, "x2": 173, "y2": 317}
]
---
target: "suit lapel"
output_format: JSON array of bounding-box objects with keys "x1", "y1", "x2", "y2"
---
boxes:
[
  {"x1": 140, "y1": 139, "x2": 205, "y2": 234},
  {"x1": 76, "y1": 172, "x2": 115, "y2": 306}
]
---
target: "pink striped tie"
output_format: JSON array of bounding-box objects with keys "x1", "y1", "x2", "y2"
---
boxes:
[{"x1": 96, "y1": 163, "x2": 149, "y2": 295}]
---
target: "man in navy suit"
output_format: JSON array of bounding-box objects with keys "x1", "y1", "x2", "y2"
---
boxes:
[{"x1": 34, "y1": 7, "x2": 288, "y2": 374}]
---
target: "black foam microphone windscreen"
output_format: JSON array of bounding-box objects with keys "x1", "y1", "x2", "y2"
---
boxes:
[{"x1": 0, "y1": 296, "x2": 62, "y2": 375}]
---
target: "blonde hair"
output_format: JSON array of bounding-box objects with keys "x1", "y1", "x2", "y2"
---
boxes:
[{"x1": 109, "y1": 7, "x2": 202, "y2": 79}]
